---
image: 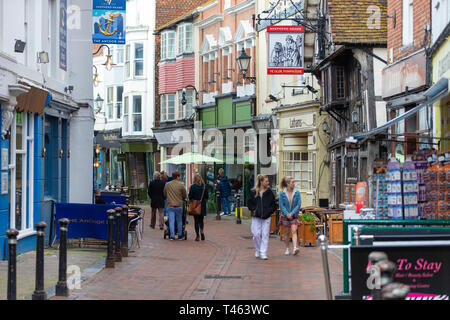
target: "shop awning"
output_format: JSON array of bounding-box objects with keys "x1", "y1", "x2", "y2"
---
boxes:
[
  {"x1": 16, "y1": 82, "x2": 51, "y2": 115},
  {"x1": 350, "y1": 77, "x2": 449, "y2": 141}
]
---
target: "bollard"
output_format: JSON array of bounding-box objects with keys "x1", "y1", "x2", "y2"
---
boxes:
[
  {"x1": 114, "y1": 207, "x2": 123, "y2": 262},
  {"x1": 368, "y1": 251, "x2": 388, "y2": 300},
  {"x1": 55, "y1": 218, "x2": 70, "y2": 296},
  {"x1": 318, "y1": 235, "x2": 333, "y2": 300},
  {"x1": 352, "y1": 226, "x2": 361, "y2": 246},
  {"x1": 381, "y1": 282, "x2": 410, "y2": 300},
  {"x1": 121, "y1": 205, "x2": 129, "y2": 257},
  {"x1": 32, "y1": 222, "x2": 47, "y2": 300},
  {"x1": 6, "y1": 229, "x2": 19, "y2": 300},
  {"x1": 216, "y1": 190, "x2": 221, "y2": 220},
  {"x1": 106, "y1": 210, "x2": 116, "y2": 268},
  {"x1": 236, "y1": 190, "x2": 242, "y2": 224}
]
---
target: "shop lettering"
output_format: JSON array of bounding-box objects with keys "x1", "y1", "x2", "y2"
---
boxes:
[{"x1": 397, "y1": 258, "x2": 442, "y2": 273}]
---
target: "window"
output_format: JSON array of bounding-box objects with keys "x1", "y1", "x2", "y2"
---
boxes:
[
  {"x1": 160, "y1": 93, "x2": 175, "y2": 121},
  {"x1": 9, "y1": 112, "x2": 34, "y2": 232},
  {"x1": 133, "y1": 96, "x2": 142, "y2": 132},
  {"x1": 107, "y1": 87, "x2": 114, "y2": 119},
  {"x1": 161, "y1": 31, "x2": 176, "y2": 60},
  {"x1": 178, "y1": 24, "x2": 193, "y2": 54},
  {"x1": 335, "y1": 66, "x2": 345, "y2": 99},
  {"x1": 116, "y1": 86, "x2": 123, "y2": 119},
  {"x1": 123, "y1": 96, "x2": 129, "y2": 132},
  {"x1": 282, "y1": 152, "x2": 313, "y2": 190},
  {"x1": 402, "y1": 0, "x2": 414, "y2": 46},
  {"x1": 134, "y1": 43, "x2": 144, "y2": 76},
  {"x1": 125, "y1": 44, "x2": 131, "y2": 78},
  {"x1": 116, "y1": 46, "x2": 124, "y2": 64}
]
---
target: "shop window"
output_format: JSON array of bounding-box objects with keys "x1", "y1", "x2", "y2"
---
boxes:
[
  {"x1": 129, "y1": 153, "x2": 147, "y2": 189},
  {"x1": 282, "y1": 152, "x2": 312, "y2": 191}
]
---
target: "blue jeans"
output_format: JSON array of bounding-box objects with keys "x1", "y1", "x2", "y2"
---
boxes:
[
  {"x1": 167, "y1": 206, "x2": 183, "y2": 238},
  {"x1": 221, "y1": 196, "x2": 231, "y2": 214}
]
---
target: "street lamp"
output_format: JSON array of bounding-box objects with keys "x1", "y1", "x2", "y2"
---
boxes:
[
  {"x1": 95, "y1": 94, "x2": 104, "y2": 114},
  {"x1": 236, "y1": 48, "x2": 256, "y2": 84}
]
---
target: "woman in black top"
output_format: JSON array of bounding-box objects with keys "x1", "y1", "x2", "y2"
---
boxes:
[
  {"x1": 148, "y1": 171, "x2": 166, "y2": 230},
  {"x1": 247, "y1": 174, "x2": 277, "y2": 260},
  {"x1": 189, "y1": 174, "x2": 209, "y2": 241}
]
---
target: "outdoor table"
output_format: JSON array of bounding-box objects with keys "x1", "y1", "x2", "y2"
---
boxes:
[{"x1": 303, "y1": 208, "x2": 343, "y2": 237}]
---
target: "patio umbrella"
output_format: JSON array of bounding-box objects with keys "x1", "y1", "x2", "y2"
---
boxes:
[{"x1": 160, "y1": 152, "x2": 223, "y2": 165}]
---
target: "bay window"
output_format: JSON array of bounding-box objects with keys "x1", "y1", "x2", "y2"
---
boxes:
[
  {"x1": 161, "y1": 30, "x2": 176, "y2": 60},
  {"x1": 160, "y1": 93, "x2": 175, "y2": 121},
  {"x1": 178, "y1": 24, "x2": 193, "y2": 54}
]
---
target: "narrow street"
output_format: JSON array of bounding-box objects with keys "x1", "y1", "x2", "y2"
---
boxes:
[{"x1": 58, "y1": 209, "x2": 343, "y2": 300}]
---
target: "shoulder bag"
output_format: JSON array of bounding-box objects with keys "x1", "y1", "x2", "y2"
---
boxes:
[{"x1": 188, "y1": 185, "x2": 206, "y2": 215}]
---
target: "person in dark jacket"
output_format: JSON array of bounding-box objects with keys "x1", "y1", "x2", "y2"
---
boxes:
[
  {"x1": 247, "y1": 174, "x2": 277, "y2": 260},
  {"x1": 188, "y1": 174, "x2": 209, "y2": 241},
  {"x1": 94, "y1": 189, "x2": 107, "y2": 204},
  {"x1": 148, "y1": 171, "x2": 166, "y2": 230},
  {"x1": 217, "y1": 168, "x2": 232, "y2": 216}
]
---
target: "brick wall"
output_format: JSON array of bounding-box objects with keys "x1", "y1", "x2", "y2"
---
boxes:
[
  {"x1": 387, "y1": 0, "x2": 431, "y2": 63},
  {"x1": 154, "y1": 0, "x2": 209, "y2": 126}
]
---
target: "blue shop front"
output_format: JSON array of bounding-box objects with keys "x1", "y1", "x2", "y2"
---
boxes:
[{"x1": 0, "y1": 85, "x2": 74, "y2": 259}]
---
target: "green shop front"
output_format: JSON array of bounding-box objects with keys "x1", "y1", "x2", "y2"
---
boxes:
[
  {"x1": 121, "y1": 140, "x2": 157, "y2": 203},
  {"x1": 196, "y1": 93, "x2": 255, "y2": 205}
]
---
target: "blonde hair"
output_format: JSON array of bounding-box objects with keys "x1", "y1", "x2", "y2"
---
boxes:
[
  {"x1": 280, "y1": 176, "x2": 294, "y2": 189},
  {"x1": 254, "y1": 174, "x2": 268, "y2": 194},
  {"x1": 193, "y1": 174, "x2": 204, "y2": 185},
  {"x1": 218, "y1": 168, "x2": 224, "y2": 176}
]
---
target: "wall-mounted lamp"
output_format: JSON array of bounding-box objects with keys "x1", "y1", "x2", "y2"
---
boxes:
[
  {"x1": 14, "y1": 40, "x2": 26, "y2": 53},
  {"x1": 95, "y1": 144, "x2": 101, "y2": 154},
  {"x1": 92, "y1": 44, "x2": 116, "y2": 71},
  {"x1": 94, "y1": 160, "x2": 100, "y2": 168},
  {"x1": 64, "y1": 86, "x2": 74, "y2": 94},
  {"x1": 236, "y1": 48, "x2": 256, "y2": 84},
  {"x1": 268, "y1": 94, "x2": 279, "y2": 102},
  {"x1": 37, "y1": 51, "x2": 49, "y2": 64},
  {"x1": 351, "y1": 110, "x2": 359, "y2": 124},
  {"x1": 59, "y1": 149, "x2": 64, "y2": 158},
  {"x1": 223, "y1": 68, "x2": 235, "y2": 81},
  {"x1": 93, "y1": 66, "x2": 101, "y2": 87},
  {"x1": 94, "y1": 94, "x2": 104, "y2": 113}
]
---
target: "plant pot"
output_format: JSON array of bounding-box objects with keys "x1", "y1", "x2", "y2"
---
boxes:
[{"x1": 300, "y1": 222, "x2": 316, "y2": 247}]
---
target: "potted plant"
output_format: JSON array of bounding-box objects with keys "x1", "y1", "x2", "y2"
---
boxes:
[{"x1": 299, "y1": 212, "x2": 317, "y2": 247}]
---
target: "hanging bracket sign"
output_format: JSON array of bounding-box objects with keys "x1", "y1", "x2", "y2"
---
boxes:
[
  {"x1": 93, "y1": 0, "x2": 126, "y2": 44},
  {"x1": 267, "y1": 25, "x2": 304, "y2": 75}
]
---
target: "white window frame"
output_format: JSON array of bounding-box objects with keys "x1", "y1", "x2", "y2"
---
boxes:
[
  {"x1": 125, "y1": 44, "x2": 131, "y2": 78},
  {"x1": 160, "y1": 93, "x2": 175, "y2": 122},
  {"x1": 107, "y1": 86, "x2": 114, "y2": 120},
  {"x1": 115, "y1": 45, "x2": 124, "y2": 65},
  {"x1": 177, "y1": 23, "x2": 193, "y2": 55},
  {"x1": 123, "y1": 96, "x2": 129, "y2": 133},
  {"x1": 161, "y1": 30, "x2": 176, "y2": 60},
  {"x1": 9, "y1": 112, "x2": 35, "y2": 236},
  {"x1": 116, "y1": 86, "x2": 123, "y2": 120},
  {"x1": 134, "y1": 42, "x2": 145, "y2": 77},
  {"x1": 402, "y1": 0, "x2": 414, "y2": 46},
  {"x1": 132, "y1": 95, "x2": 143, "y2": 132},
  {"x1": 281, "y1": 151, "x2": 313, "y2": 192}
]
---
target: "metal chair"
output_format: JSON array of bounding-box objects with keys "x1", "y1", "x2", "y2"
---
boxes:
[{"x1": 128, "y1": 215, "x2": 143, "y2": 250}]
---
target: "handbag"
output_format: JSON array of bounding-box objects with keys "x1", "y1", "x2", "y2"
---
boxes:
[{"x1": 188, "y1": 185, "x2": 206, "y2": 215}]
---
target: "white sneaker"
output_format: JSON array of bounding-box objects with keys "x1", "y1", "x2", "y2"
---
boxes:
[
  {"x1": 293, "y1": 247, "x2": 299, "y2": 255},
  {"x1": 255, "y1": 251, "x2": 260, "y2": 259},
  {"x1": 285, "y1": 248, "x2": 290, "y2": 255},
  {"x1": 260, "y1": 255, "x2": 268, "y2": 260}
]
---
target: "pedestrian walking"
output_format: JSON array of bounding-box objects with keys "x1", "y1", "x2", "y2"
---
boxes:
[
  {"x1": 279, "y1": 176, "x2": 301, "y2": 256},
  {"x1": 217, "y1": 168, "x2": 232, "y2": 216},
  {"x1": 188, "y1": 174, "x2": 209, "y2": 241},
  {"x1": 148, "y1": 171, "x2": 166, "y2": 230},
  {"x1": 247, "y1": 174, "x2": 277, "y2": 260},
  {"x1": 163, "y1": 171, "x2": 187, "y2": 240}
]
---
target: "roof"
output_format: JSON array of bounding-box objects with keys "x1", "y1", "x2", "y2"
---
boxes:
[{"x1": 328, "y1": 0, "x2": 387, "y2": 45}]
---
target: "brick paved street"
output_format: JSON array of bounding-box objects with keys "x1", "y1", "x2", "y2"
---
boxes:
[{"x1": 60, "y1": 209, "x2": 343, "y2": 300}]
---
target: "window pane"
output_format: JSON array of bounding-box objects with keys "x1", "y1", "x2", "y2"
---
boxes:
[
  {"x1": 134, "y1": 60, "x2": 144, "y2": 76},
  {"x1": 168, "y1": 94, "x2": 175, "y2": 120},
  {"x1": 133, "y1": 114, "x2": 142, "y2": 132},
  {"x1": 117, "y1": 86, "x2": 123, "y2": 101},
  {"x1": 116, "y1": 46, "x2": 124, "y2": 64},
  {"x1": 124, "y1": 115, "x2": 129, "y2": 132},
  {"x1": 133, "y1": 96, "x2": 142, "y2": 113},
  {"x1": 168, "y1": 32, "x2": 175, "y2": 58},
  {"x1": 185, "y1": 24, "x2": 193, "y2": 52},
  {"x1": 160, "y1": 95, "x2": 166, "y2": 121},
  {"x1": 124, "y1": 96, "x2": 129, "y2": 115},
  {"x1": 135, "y1": 43, "x2": 144, "y2": 59}
]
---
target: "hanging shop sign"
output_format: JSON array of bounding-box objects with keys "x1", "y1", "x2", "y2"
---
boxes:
[
  {"x1": 267, "y1": 26, "x2": 304, "y2": 75},
  {"x1": 93, "y1": 0, "x2": 126, "y2": 44},
  {"x1": 59, "y1": 0, "x2": 67, "y2": 71},
  {"x1": 351, "y1": 245, "x2": 450, "y2": 300}
]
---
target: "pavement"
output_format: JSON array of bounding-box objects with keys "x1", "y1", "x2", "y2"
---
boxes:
[{"x1": 50, "y1": 206, "x2": 344, "y2": 300}]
